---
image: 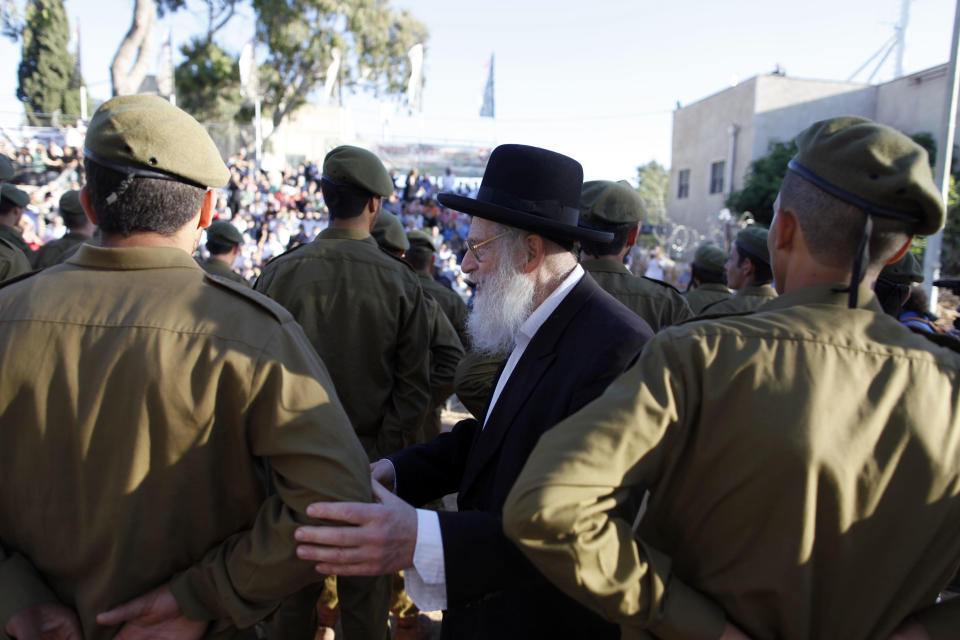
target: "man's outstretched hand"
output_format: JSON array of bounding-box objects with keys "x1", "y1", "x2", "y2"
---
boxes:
[
  {"x1": 96, "y1": 582, "x2": 206, "y2": 640},
  {"x1": 296, "y1": 479, "x2": 417, "y2": 576},
  {"x1": 5, "y1": 602, "x2": 82, "y2": 640}
]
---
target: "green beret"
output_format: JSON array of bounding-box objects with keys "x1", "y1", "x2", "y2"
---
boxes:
[
  {"x1": 0, "y1": 155, "x2": 13, "y2": 182},
  {"x1": 735, "y1": 226, "x2": 770, "y2": 264},
  {"x1": 790, "y1": 116, "x2": 944, "y2": 236},
  {"x1": 406, "y1": 229, "x2": 435, "y2": 252},
  {"x1": 1, "y1": 183, "x2": 29, "y2": 208},
  {"x1": 692, "y1": 243, "x2": 728, "y2": 273},
  {"x1": 880, "y1": 251, "x2": 923, "y2": 284},
  {"x1": 206, "y1": 220, "x2": 243, "y2": 246},
  {"x1": 59, "y1": 190, "x2": 83, "y2": 215},
  {"x1": 323, "y1": 145, "x2": 394, "y2": 197},
  {"x1": 372, "y1": 212, "x2": 409, "y2": 253},
  {"x1": 580, "y1": 180, "x2": 646, "y2": 225},
  {"x1": 84, "y1": 95, "x2": 229, "y2": 188}
]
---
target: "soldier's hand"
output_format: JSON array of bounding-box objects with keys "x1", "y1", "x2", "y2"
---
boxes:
[
  {"x1": 370, "y1": 459, "x2": 396, "y2": 493},
  {"x1": 96, "y1": 583, "x2": 207, "y2": 640},
  {"x1": 887, "y1": 618, "x2": 931, "y2": 640},
  {"x1": 295, "y1": 479, "x2": 417, "y2": 575},
  {"x1": 719, "y1": 622, "x2": 752, "y2": 640},
  {"x1": 5, "y1": 602, "x2": 83, "y2": 640}
]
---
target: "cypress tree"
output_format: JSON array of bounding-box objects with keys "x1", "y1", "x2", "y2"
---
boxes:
[{"x1": 17, "y1": 0, "x2": 75, "y2": 126}]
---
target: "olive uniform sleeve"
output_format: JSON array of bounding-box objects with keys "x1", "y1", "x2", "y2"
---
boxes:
[
  {"x1": 0, "y1": 243, "x2": 30, "y2": 283},
  {"x1": 169, "y1": 321, "x2": 373, "y2": 629},
  {"x1": 503, "y1": 334, "x2": 727, "y2": 639},
  {"x1": 427, "y1": 300, "x2": 464, "y2": 409},
  {"x1": 0, "y1": 545, "x2": 61, "y2": 636},
  {"x1": 373, "y1": 282, "x2": 431, "y2": 459},
  {"x1": 452, "y1": 350, "x2": 505, "y2": 420}
]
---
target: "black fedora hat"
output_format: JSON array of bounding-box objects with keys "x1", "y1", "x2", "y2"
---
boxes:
[{"x1": 437, "y1": 144, "x2": 613, "y2": 244}]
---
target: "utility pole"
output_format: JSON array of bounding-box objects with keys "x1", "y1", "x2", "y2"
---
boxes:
[{"x1": 895, "y1": 0, "x2": 911, "y2": 78}]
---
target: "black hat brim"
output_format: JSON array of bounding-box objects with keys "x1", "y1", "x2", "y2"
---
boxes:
[{"x1": 438, "y1": 192, "x2": 613, "y2": 244}]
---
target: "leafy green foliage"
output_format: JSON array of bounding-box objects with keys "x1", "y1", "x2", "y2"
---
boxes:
[
  {"x1": 16, "y1": 0, "x2": 78, "y2": 125},
  {"x1": 175, "y1": 38, "x2": 243, "y2": 123},
  {"x1": 635, "y1": 160, "x2": 668, "y2": 225},
  {"x1": 725, "y1": 140, "x2": 797, "y2": 227},
  {"x1": 254, "y1": 0, "x2": 428, "y2": 133}
]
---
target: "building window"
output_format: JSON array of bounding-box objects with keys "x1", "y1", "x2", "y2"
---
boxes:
[
  {"x1": 709, "y1": 161, "x2": 725, "y2": 194},
  {"x1": 677, "y1": 169, "x2": 690, "y2": 199}
]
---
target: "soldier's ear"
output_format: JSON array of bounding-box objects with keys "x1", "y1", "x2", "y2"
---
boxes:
[
  {"x1": 771, "y1": 209, "x2": 796, "y2": 251},
  {"x1": 79, "y1": 186, "x2": 98, "y2": 226},
  {"x1": 198, "y1": 190, "x2": 214, "y2": 229}
]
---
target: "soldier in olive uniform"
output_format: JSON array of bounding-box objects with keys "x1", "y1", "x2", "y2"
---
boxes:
[
  {"x1": 505, "y1": 116, "x2": 960, "y2": 639},
  {"x1": 874, "y1": 250, "x2": 924, "y2": 318},
  {"x1": 0, "y1": 95, "x2": 372, "y2": 640},
  {"x1": 0, "y1": 183, "x2": 35, "y2": 267},
  {"x1": 0, "y1": 157, "x2": 30, "y2": 282},
  {"x1": 372, "y1": 211, "x2": 464, "y2": 442},
  {"x1": 406, "y1": 229, "x2": 470, "y2": 347},
  {"x1": 33, "y1": 190, "x2": 96, "y2": 269},
  {"x1": 700, "y1": 226, "x2": 777, "y2": 314},
  {"x1": 579, "y1": 180, "x2": 693, "y2": 331},
  {"x1": 198, "y1": 220, "x2": 250, "y2": 287},
  {"x1": 683, "y1": 242, "x2": 731, "y2": 313},
  {"x1": 255, "y1": 146, "x2": 431, "y2": 640}
]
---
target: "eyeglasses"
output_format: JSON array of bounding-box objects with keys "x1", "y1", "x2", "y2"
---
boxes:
[{"x1": 466, "y1": 230, "x2": 509, "y2": 262}]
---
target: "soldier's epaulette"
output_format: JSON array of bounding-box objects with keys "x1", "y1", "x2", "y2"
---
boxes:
[
  {"x1": 0, "y1": 267, "x2": 39, "y2": 289},
  {"x1": 383, "y1": 250, "x2": 417, "y2": 273},
  {"x1": 640, "y1": 276, "x2": 683, "y2": 294},
  {"x1": 267, "y1": 241, "x2": 310, "y2": 264},
  {"x1": 675, "y1": 309, "x2": 756, "y2": 325},
  {"x1": 202, "y1": 272, "x2": 293, "y2": 324},
  {"x1": 908, "y1": 326, "x2": 960, "y2": 354}
]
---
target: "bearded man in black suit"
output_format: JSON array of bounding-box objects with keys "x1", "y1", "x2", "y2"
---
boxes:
[{"x1": 293, "y1": 144, "x2": 653, "y2": 639}]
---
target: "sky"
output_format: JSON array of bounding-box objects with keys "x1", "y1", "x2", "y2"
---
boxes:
[{"x1": 0, "y1": 0, "x2": 958, "y2": 180}]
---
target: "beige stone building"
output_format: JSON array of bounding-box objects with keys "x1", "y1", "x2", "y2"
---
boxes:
[{"x1": 668, "y1": 64, "x2": 955, "y2": 231}]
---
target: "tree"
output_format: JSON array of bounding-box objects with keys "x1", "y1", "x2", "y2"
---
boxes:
[
  {"x1": 16, "y1": 0, "x2": 75, "y2": 125},
  {"x1": 254, "y1": 0, "x2": 428, "y2": 140},
  {"x1": 725, "y1": 140, "x2": 798, "y2": 227},
  {"x1": 635, "y1": 160, "x2": 668, "y2": 225},
  {"x1": 175, "y1": 38, "x2": 244, "y2": 123}
]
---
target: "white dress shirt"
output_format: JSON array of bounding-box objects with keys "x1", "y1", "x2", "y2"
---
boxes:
[{"x1": 405, "y1": 264, "x2": 585, "y2": 611}]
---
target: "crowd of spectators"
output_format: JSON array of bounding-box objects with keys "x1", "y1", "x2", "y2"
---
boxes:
[{"x1": 0, "y1": 125, "x2": 480, "y2": 301}]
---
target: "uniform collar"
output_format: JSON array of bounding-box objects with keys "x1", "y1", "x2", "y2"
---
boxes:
[
  {"x1": 696, "y1": 282, "x2": 731, "y2": 293},
  {"x1": 319, "y1": 226, "x2": 372, "y2": 242},
  {"x1": 65, "y1": 244, "x2": 203, "y2": 270},
  {"x1": 759, "y1": 282, "x2": 881, "y2": 313},
  {"x1": 736, "y1": 284, "x2": 778, "y2": 298},
  {"x1": 580, "y1": 257, "x2": 630, "y2": 275}
]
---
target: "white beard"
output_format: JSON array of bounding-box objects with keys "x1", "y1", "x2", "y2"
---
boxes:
[{"x1": 467, "y1": 256, "x2": 537, "y2": 356}]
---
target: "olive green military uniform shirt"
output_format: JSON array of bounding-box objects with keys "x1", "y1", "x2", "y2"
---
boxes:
[
  {"x1": 417, "y1": 271, "x2": 469, "y2": 347},
  {"x1": 255, "y1": 226, "x2": 431, "y2": 460},
  {"x1": 506, "y1": 283, "x2": 960, "y2": 640},
  {"x1": 421, "y1": 296, "x2": 464, "y2": 441},
  {"x1": 700, "y1": 283, "x2": 777, "y2": 315},
  {"x1": 453, "y1": 350, "x2": 506, "y2": 420},
  {"x1": 581, "y1": 258, "x2": 693, "y2": 331},
  {"x1": 0, "y1": 236, "x2": 30, "y2": 282},
  {"x1": 32, "y1": 232, "x2": 90, "y2": 269},
  {"x1": 199, "y1": 255, "x2": 251, "y2": 287},
  {"x1": 0, "y1": 224, "x2": 33, "y2": 267},
  {"x1": 0, "y1": 245, "x2": 372, "y2": 639},
  {"x1": 681, "y1": 282, "x2": 732, "y2": 314}
]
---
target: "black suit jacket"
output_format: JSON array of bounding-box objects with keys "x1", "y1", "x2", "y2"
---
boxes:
[{"x1": 392, "y1": 273, "x2": 653, "y2": 640}]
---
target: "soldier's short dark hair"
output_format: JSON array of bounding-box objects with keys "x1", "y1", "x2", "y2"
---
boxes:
[
  {"x1": 692, "y1": 263, "x2": 726, "y2": 285},
  {"x1": 0, "y1": 199, "x2": 16, "y2": 216},
  {"x1": 206, "y1": 239, "x2": 235, "y2": 256},
  {"x1": 84, "y1": 159, "x2": 205, "y2": 237},
  {"x1": 320, "y1": 179, "x2": 374, "y2": 220},
  {"x1": 405, "y1": 246, "x2": 433, "y2": 271},
  {"x1": 735, "y1": 248, "x2": 773, "y2": 285},
  {"x1": 579, "y1": 220, "x2": 634, "y2": 257},
  {"x1": 780, "y1": 171, "x2": 912, "y2": 271}
]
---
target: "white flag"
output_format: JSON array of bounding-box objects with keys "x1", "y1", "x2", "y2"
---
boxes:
[{"x1": 407, "y1": 43, "x2": 424, "y2": 112}]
